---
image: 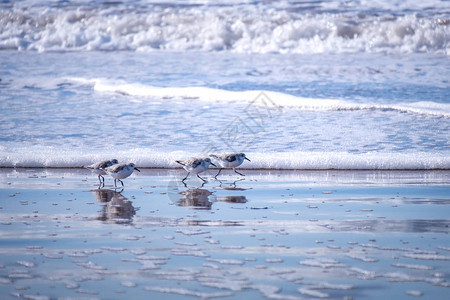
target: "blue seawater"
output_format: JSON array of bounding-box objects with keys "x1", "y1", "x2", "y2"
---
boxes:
[{"x1": 0, "y1": 0, "x2": 449, "y2": 169}]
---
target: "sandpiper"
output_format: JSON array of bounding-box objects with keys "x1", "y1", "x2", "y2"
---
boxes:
[
  {"x1": 176, "y1": 158, "x2": 217, "y2": 182},
  {"x1": 210, "y1": 153, "x2": 250, "y2": 178},
  {"x1": 85, "y1": 159, "x2": 119, "y2": 185},
  {"x1": 103, "y1": 163, "x2": 140, "y2": 187}
]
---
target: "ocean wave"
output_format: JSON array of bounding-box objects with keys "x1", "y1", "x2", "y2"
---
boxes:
[
  {"x1": 0, "y1": 147, "x2": 448, "y2": 170},
  {"x1": 74, "y1": 78, "x2": 450, "y2": 117},
  {"x1": 0, "y1": 2, "x2": 448, "y2": 54}
]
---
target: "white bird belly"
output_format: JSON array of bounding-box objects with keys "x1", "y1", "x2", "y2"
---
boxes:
[
  {"x1": 219, "y1": 160, "x2": 242, "y2": 168},
  {"x1": 90, "y1": 169, "x2": 107, "y2": 175},
  {"x1": 110, "y1": 169, "x2": 134, "y2": 179}
]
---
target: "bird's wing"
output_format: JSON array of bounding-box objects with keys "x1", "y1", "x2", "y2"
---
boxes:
[
  {"x1": 191, "y1": 159, "x2": 202, "y2": 168},
  {"x1": 99, "y1": 160, "x2": 114, "y2": 169},
  {"x1": 225, "y1": 154, "x2": 237, "y2": 162},
  {"x1": 176, "y1": 160, "x2": 186, "y2": 166},
  {"x1": 85, "y1": 160, "x2": 104, "y2": 169},
  {"x1": 105, "y1": 164, "x2": 124, "y2": 172}
]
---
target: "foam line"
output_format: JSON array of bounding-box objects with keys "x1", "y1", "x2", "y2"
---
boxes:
[
  {"x1": 1, "y1": 147, "x2": 448, "y2": 170},
  {"x1": 84, "y1": 78, "x2": 450, "y2": 117}
]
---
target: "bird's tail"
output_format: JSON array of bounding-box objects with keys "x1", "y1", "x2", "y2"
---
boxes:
[
  {"x1": 209, "y1": 154, "x2": 218, "y2": 159},
  {"x1": 175, "y1": 160, "x2": 185, "y2": 166}
]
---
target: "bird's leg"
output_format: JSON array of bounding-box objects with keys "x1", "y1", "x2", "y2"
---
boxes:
[
  {"x1": 182, "y1": 172, "x2": 190, "y2": 182},
  {"x1": 98, "y1": 175, "x2": 104, "y2": 185},
  {"x1": 197, "y1": 174, "x2": 207, "y2": 182},
  {"x1": 114, "y1": 179, "x2": 118, "y2": 187},
  {"x1": 214, "y1": 168, "x2": 223, "y2": 179},
  {"x1": 97, "y1": 175, "x2": 102, "y2": 188},
  {"x1": 233, "y1": 168, "x2": 245, "y2": 176},
  {"x1": 118, "y1": 179, "x2": 124, "y2": 187}
]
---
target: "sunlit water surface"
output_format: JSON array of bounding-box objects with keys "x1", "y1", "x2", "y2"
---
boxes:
[{"x1": 0, "y1": 169, "x2": 449, "y2": 299}]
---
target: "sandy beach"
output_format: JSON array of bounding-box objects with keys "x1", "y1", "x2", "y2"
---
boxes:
[{"x1": 0, "y1": 168, "x2": 449, "y2": 299}]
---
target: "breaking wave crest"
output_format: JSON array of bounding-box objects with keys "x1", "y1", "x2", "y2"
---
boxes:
[
  {"x1": 0, "y1": 2, "x2": 448, "y2": 54},
  {"x1": 75, "y1": 78, "x2": 450, "y2": 117}
]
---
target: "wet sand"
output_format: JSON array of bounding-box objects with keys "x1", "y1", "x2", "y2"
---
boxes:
[{"x1": 0, "y1": 168, "x2": 449, "y2": 299}]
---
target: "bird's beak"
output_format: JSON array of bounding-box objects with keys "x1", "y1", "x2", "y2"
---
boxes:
[
  {"x1": 135, "y1": 167, "x2": 141, "y2": 172},
  {"x1": 211, "y1": 162, "x2": 217, "y2": 167},
  {"x1": 245, "y1": 157, "x2": 251, "y2": 162}
]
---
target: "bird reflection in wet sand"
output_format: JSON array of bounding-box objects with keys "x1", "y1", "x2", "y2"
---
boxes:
[
  {"x1": 217, "y1": 179, "x2": 247, "y2": 191},
  {"x1": 91, "y1": 189, "x2": 136, "y2": 224},
  {"x1": 177, "y1": 188, "x2": 213, "y2": 209},
  {"x1": 214, "y1": 195, "x2": 247, "y2": 204},
  {"x1": 91, "y1": 188, "x2": 116, "y2": 203}
]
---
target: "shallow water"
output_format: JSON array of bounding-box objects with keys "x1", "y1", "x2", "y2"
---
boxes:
[
  {"x1": 1, "y1": 2, "x2": 449, "y2": 169},
  {"x1": 0, "y1": 169, "x2": 449, "y2": 299},
  {"x1": 1, "y1": 50, "x2": 449, "y2": 169}
]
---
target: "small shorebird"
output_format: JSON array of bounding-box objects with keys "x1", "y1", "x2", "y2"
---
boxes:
[
  {"x1": 85, "y1": 159, "x2": 119, "y2": 185},
  {"x1": 103, "y1": 163, "x2": 140, "y2": 187},
  {"x1": 210, "y1": 153, "x2": 250, "y2": 178},
  {"x1": 176, "y1": 158, "x2": 217, "y2": 182}
]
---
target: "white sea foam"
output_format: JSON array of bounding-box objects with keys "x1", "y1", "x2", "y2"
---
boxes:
[
  {"x1": 298, "y1": 288, "x2": 329, "y2": 298},
  {"x1": 402, "y1": 253, "x2": 450, "y2": 261},
  {"x1": 0, "y1": 147, "x2": 449, "y2": 169},
  {"x1": 75, "y1": 78, "x2": 450, "y2": 117},
  {"x1": 391, "y1": 263, "x2": 433, "y2": 270},
  {"x1": 144, "y1": 286, "x2": 233, "y2": 299},
  {"x1": 0, "y1": 1, "x2": 448, "y2": 54}
]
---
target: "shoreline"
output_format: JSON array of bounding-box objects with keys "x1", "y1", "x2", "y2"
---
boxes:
[{"x1": 2, "y1": 166, "x2": 450, "y2": 170}]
